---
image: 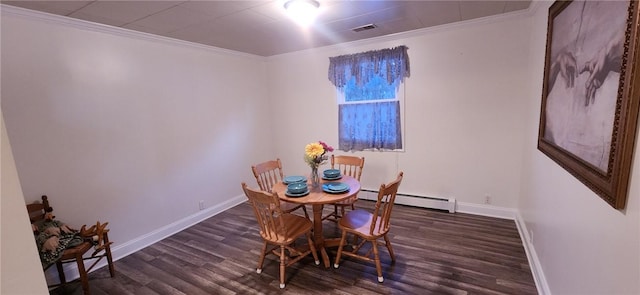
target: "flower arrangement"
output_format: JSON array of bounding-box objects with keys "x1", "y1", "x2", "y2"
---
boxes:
[
  {"x1": 304, "y1": 141, "x2": 333, "y2": 188},
  {"x1": 304, "y1": 141, "x2": 334, "y2": 168}
]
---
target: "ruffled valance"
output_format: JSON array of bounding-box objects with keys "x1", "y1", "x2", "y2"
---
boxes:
[{"x1": 328, "y1": 45, "x2": 410, "y2": 89}]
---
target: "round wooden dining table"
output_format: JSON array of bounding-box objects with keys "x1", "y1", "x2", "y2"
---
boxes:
[{"x1": 272, "y1": 175, "x2": 361, "y2": 268}]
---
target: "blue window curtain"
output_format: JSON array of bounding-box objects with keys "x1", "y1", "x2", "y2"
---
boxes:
[
  {"x1": 339, "y1": 101, "x2": 402, "y2": 151},
  {"x1": 328, "y1": 46, "x2": 410, "y2": 151}
]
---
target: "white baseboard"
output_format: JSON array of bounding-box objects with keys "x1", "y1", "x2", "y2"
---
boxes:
[
  {"x1": 514, "y1": 213, "x2": 551, "y2": 295},
  {"x1": 453, "y1": 202, "x2": 549, "y2": 295},
  {"x1": 49, "y1": 194, "x2": 246, "y2": 284}
]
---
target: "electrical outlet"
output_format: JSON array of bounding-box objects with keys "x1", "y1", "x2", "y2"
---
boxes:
[
  {"x1": 484, "y1": 195, "x2": 491, "y2": 204},
  {"x1": 199, "y1": 200, "x2": 205, "y2": 210}
]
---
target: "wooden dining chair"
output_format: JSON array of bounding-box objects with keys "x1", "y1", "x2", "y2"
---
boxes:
[
  {"x1": 252, "y1": 158, "x2": 309, "y2": 219},
  {"x1": 333, "y1": 172, "x2": 404, "y2": 283},
  {"x1": 241, "y1": 183, "x2": 320, "y2": 288},
  {"x1": 27, "y1": 195, "x2": 115, "y2": 295},
  {"x1": 322, "y1": 154, "x2": 365, "y2": 221}
]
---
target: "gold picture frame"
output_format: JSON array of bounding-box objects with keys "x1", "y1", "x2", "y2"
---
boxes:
[{"x1": 538, "y1": 0, "x2": 640, "y2": 209}]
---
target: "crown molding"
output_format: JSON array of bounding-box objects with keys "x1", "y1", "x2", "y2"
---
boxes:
[
  {"x1": 1, "y1": 2, "x2": 542, "y2": 61},
  {"x1": 0, "y1": 4, "x2": 266, "y2": 61}
]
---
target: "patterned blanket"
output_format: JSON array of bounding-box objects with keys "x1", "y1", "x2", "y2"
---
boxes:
[{"x1": 33, "y1": 220, "x2": 84, "y2": 267}]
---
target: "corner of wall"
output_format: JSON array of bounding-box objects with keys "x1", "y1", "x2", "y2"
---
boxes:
[{"x1": 0, "y1": 113, "x2": 49, "y2": 294}]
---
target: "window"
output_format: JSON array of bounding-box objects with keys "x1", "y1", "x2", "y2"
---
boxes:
[{"x1": 328, "y1": 46, "x2": 410, "y2": 151}]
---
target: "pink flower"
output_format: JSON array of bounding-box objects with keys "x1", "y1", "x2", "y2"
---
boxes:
[{"x1": 319, "y1": 141, "x2": 334, "y2": 152}]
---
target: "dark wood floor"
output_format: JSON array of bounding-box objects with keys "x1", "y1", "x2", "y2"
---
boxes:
[{"x1": 50, "y1": 200, "x2": 537, "y2": 294}]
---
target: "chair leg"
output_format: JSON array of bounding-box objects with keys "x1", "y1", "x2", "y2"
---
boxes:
[
  {"x1": 333, "y1": 230, "x2": 348, "y2": 268},
  {"x1": 55, "y1": 261, "x2": 66, "y2": 284},
  {"x1": 351, "y1": 233, "x2": 359, "y2": 247},
  {"x1": 306, "y1": 232, "x2": 320, "y2": 265},
  {"x1": 76, "y1": 254, "x2": 90, "y2": 294},
  {"x1": 279, "y1": 246, "x2": 286, "y2": 289},
  {"x1": 371, "y1": 240, "x2": 384, "y2": 283},
  {"x1": 384, "y1": 234, "x2": 395, "y2": 262},
  {"x1": 103, "y1": 232, "x2": 116, "y2": 277},
  {"x1": 301, "y1": 205, "x2": 309, "y2": 219},
  {"x1": 256, "y1": 241, "x2": 268, "y2": 274}
]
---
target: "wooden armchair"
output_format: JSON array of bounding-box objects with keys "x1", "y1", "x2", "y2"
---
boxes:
[
  {"x1": 322, "y1": 155, "x2": 365, "y2": 221},
  {"x1": 252, "y1": 158, "x2": 309, "y2": 219},
  {"x1": 27, "y1": 195, "x2": 115, "y2": 295},
  {"x1": 334, "y1": 172, "x2": 403, "y2": 283},
  {"x1": 241, "y1": 183, "x2": 319, "y2": 288}
]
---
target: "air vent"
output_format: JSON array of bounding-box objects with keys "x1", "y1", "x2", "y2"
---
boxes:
[{"x1": 352, "y1": 24, "x2": 377, "y2": 32}]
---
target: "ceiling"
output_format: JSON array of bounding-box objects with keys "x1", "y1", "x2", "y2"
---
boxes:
[{"x1": 1, "y1": 1, "x2": 532, "y2": 56}]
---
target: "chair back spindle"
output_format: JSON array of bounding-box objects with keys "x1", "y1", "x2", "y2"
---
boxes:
[
  {"x1": 251, "y1": 158, "x2": 309, "y2": 219},
  {"x1": 370, "y1": 172, "x2": 403, "y2": 235},
  {"x1": 242, "y1": 183, "x2": 287, "y2": 241},
  {"x1": 331, "y1": 155, "x2": 364, "y2": 181},
  {"x1": 252, "y1": 159, "x2": 284, "y2": 192}
]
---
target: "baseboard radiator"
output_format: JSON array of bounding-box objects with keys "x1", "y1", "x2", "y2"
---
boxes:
[{"x1": 359, "y1": 189, "x2": 456, "y2": 213}]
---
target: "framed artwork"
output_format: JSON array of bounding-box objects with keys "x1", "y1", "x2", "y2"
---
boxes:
[{"x1": 538, "y1": 0, "x2": 640, "y2": 209}]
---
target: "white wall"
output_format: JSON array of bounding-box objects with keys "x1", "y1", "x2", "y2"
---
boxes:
[
  {"x1": 4, "y1": 3, "x2": 639, "y2": 295},
  {"x1": 1, "y1": 114, "x2": 49, "y2": 294},
  {"x1": 518, "y1": 2, "x2": 640, "y2": 294},
  {"x1": 1, "y1": 7, "x2": 272, "y2": 278},
  {"x1": 266, "y1": 13, "x2": 531, "y2": 208}
]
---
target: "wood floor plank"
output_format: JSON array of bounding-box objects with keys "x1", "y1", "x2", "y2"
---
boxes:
[{"x1": 50, "y1": 200, "x2": 537, "y2": 294}]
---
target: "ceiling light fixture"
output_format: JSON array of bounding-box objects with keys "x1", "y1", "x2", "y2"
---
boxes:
[{"x1": 284, "y1": 0, "x2": 320, "y2": 26}]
